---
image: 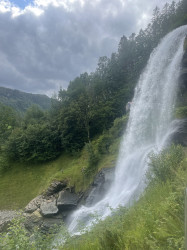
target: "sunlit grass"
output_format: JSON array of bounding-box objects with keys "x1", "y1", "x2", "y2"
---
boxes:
[
  {"x1": 0, "y1": 152, "x2": 91, "y2": 209},
  {"x1": 0, "y1": 153, "x2": 77, "y2": 209},
  {"x1": 0, "y1": 139, "x2": 120, "y2": 210},
  {"x1": 61, "y1": 146, "x2": 187, "y2": 250}
]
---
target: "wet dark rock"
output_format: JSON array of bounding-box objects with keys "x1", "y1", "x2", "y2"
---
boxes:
[
  {"x1": 173, "y1": 39, "x2": 187, "y2": 146},
  {"x1": 23, "y1": 168, "x2": 114, "y2": 233},
  {"x1": 178, "y1": 42, "x2": 187, "y2": 106},
  {"x1": 57, "y1": 190, "x2": 79, "y2": 210},
  {"x1": 40, "y1": 200, "x2": 58, "y2": 217},
  {"x1": 85, "y1": 168, "x2": 114, "y2": 206},
  {"x1": 172, "y1": 119, "x2": 187, "y2": 146},
  {"x1": 92, "y1": 170, "x2": 105, "y2": 186}
]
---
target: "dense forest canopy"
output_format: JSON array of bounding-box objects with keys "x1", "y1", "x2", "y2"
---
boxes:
[{"x1": 0, "y1": 0, "x2": 187, "y2": 166}]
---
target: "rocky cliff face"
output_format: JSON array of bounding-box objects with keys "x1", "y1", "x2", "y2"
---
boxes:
[
  {"x1": 179, "y1": 37, "x2": 187, "y2": 105},
  {"x1": 172, "y1": 36, "x2": 187, "y2": 146}
]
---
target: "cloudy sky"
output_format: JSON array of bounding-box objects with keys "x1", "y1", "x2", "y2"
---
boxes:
[{"x1": 0, "y1": 0, "x2": 177, "y2": 96}]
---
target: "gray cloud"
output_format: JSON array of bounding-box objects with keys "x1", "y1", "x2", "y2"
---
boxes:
[{"x1": 0, "y1": 0, "x2": 177, "y2": 96}]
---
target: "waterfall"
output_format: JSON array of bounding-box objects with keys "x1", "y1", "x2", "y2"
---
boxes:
[{"x1": 65, "y1": 26, "x2": 187, "y2": 236}]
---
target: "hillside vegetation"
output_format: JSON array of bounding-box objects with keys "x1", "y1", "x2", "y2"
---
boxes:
[
  {"x1": 0, "y1": 0, "x2": 186, "y2": 214},
  {"x1": 0, "y1": 114, "x2": 126, "y2": 209},
  {"x1": 0, "y1": 0, "x2": 187, "y2": 172},
  {"x1": 61, "y1": 146, "x2": 187, "y2": 250},
  {"x1": 0, "y1": 1, "x2": 187, "y2": 249},
  {"x1": 0, "y1": 145, "x2": 186, "y2": 249}
]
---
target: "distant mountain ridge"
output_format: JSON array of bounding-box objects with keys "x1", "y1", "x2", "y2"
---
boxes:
[{"x1": 0, "y1": 86, "x2": 52, "y2": 113}]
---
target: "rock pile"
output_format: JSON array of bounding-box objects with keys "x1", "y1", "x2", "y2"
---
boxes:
[
  {"x1": 0, "y1": 168, "x2": 114, "y2": 234},
  {"x1": 23, "y1": 180, "x2": 82, "y2": 233}
]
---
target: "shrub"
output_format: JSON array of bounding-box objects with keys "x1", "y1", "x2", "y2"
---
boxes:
[
  {"x1": 96, "y1": 115, "x2": 127, "y2": 156},
  {"x1": 0, "y1": 215, "x2": 69, "y2": 250},
  {"x1": 5, "y1": 123, "x2": 62, "y2": 163},
  {"x1": 84, "y1": 142, "x2": 99, "y2": 176},
  {"x1": 109, "y1": 115, "x2": 128, "y2": 138},
  {"x1": 147, "y1": 144, "x2": 184, "y2": 183},
  {"x1": 83, "y1": 115, "x2": 127, "y2": 176},
  {"x1": 175, "y1": 106, "x2": 187, "y2": 118},
  {"x1": 96, "y1": 132, "x2": 112, "y2": 154}
]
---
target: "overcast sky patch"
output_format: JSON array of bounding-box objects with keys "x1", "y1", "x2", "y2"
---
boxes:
[{"x1": 0, "y1": 0, "x2": 178, "y2": 96}]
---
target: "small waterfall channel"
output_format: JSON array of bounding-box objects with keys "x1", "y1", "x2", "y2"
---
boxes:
[{"x1": 63, "y1": 25, "x2": 187, "y2": 238}]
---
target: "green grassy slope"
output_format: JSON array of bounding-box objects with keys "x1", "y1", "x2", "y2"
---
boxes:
[
  {"x1": 0, "y1": 143, "x2": 119, "y2": 210},
  {"x1": 62, "y1": 147, "x2": 187, "y2": 250},
  {"x1": 0, "y1": 115, "x2": 125, "y2": 210},
  {"x1": 0, "y1": 153, "x2": 88, "y2": 210}
]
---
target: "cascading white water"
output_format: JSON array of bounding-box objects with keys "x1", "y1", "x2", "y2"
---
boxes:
[{"x1": 66, "y1": 25, "x2": 187, "y2": 235}]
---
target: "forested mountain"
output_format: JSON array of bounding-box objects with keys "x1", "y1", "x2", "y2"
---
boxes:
[
  {"x1": 0, "y1": 86, "x2": 51, "y2": 113},
  {"x1": 0, "y1": 0, "x2": 187, "y2": 166}
]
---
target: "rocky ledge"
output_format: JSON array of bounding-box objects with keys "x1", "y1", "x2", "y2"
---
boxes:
[
  {"x1": 22, "y1": 180, "x2": 82, "y2": 233},
  {"x1": 21, "y1": 167, "x2": 114, "y2": 233},
  {"x1": 0, "y1": 168, "x2": 114, "y2": 234}
]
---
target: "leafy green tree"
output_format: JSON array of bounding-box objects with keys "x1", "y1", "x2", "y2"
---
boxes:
[
  {"x1": 0, "y1": 103, "x2": 19, "y2": 145},
  {"x1": 24, "y1": 104, "x2": 46, "y2": 127},
  {"x1": 5, "y1": 123, "x2": 61, "y2": 163}
]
